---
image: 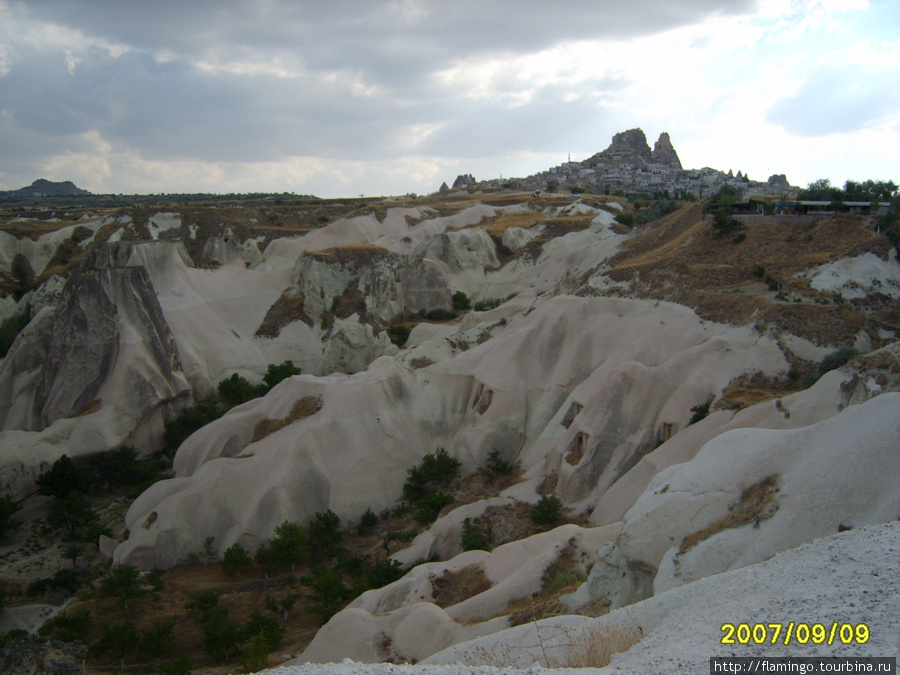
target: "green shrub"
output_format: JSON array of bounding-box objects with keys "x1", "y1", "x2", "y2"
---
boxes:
[
  {"x1": 530, "y1": 495, "x2": 563, "y2": 526},
  {"x1": 302, "y1": 565, "x2": 350, "y2": 624},
  {"x1": 688, "y1": 401, "x2": 710, "y2": 425},
  {"x1": 221, "y1": 543, "x2": 252, "y2": 577},
  {"x1": 390, "y1": 503, "x2": 410, "y2": 518},
  {"x1": 218, "y1": 373, "x2": 260, "y2": 406},
  {"x1": 163, "y1": 395, "x2": 223, "y2": 450},
  {"x1": 424, "y1": 308, "x2": 458, "y2": 321},
  {"x1": 819, "y1": 346, "x2": 860, "y2": 377},
  {"x1": 270, "y1": 520, "x2": 308, "y2": 572},
  {"x1": 752, "y1": 264, "x2": 766, "y2": 278},
  {"x1": 37, "y1": 455, "x2": 92, "y2": 500},
  {"x1": 43, "y1": 609, "x2": 92, "y2": 643},
  {"x1": 0, "y1": 306, "x2": 30, "y2": 358},
  {"x1": 614, "y1": 213, "x2": 635, "y2": 227},
  {"x1": 711, "y1": 207, "x2": 744, "y2": 237},
  {"x1": 308, "y1": 510, "x2": 343, "y2": 560},
  {"x1": 637, "y1": 199, "x2": 680, "y2": 225},
  {"x1": 0, "y1": 496, "x2": 22, "y2": 541},
  {"x1": 403, "y1": 448, "x2": 460, "y2": 503},
  {"x1": 480, "y1": 450, "x2": 516, "y2": 479},
  {"x1": 261, "y1": 360, "x2": 301, "y2": 392},
  {"x1": 414, "y1": 491, "x2": 454, "y2": 523},
  {"x1": 460, "y1": 518, "x2": 488, "y2": 551},
  {"x1": 421, "y1": 448, "x2": 460, "y2": 482},
  {"x1": 452, "y1": 291, "x2": 471, "y2": 311},
  {"x1": 387, "y1": 325, "x2": 411, "y2": 346},
  {"x1": 357, "y1": 508, "x2": 378, "y2": 536},
  {"x1": 366, "y1": 558, "x2": 406, "y2": 588}
]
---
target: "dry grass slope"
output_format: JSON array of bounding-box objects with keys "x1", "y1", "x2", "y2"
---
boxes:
[
  {"x1": 252, "y1": 395, "x2": 323, "y2": 442},
  {"x1": 680, "y1": 474, "x2": 780, "y2": 554}
]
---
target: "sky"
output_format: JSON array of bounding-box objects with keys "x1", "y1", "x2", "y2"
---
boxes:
[{"x1": 0, "y1": 0, "x2": 897, "y2": 198}]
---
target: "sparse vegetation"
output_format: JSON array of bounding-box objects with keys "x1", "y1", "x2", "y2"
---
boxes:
[
  {"x1": 688, "y1": 401, "x2": 710, "y2": 425},
  {"x1": 680, "y1": 474, "x2": 780, "y2": 554},
  {"x1": 818, "y1": 346, "x2": 860, "y2": 377},
  {"x1": 461, "y1": 517, "x2": 489, "y2": 551},
  {"x1": 480, "y1": 450, "x2": 516, "y2": 479},
  {"x1": 530, "y1": 495, "x2": 564, "y2": 527},
  {"x1": 452, "y1": 290, "x2": 471, "y2": 311},
  {"x1": 0, "y1": 305, "x2": 30, "y2": 357}
]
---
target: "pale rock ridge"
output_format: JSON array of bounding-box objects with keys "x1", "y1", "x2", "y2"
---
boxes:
[
  {"x1": 0, "y1": 242, "x2": 192, "y2": 496},
  {"x1": 292, "y1": 376, "x2": 900, "y2": 665},
  {"x1": 425, "y1": 521, "x2": 900, "y2": 670},
  {"x1": 299, "y1": 524, "x2": 618, "y2": 664},
  {"x1": 114, "y1": 296, "x2": 791, "y2": 570}
]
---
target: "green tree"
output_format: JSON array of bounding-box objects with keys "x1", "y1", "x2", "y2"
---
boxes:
[
  {"x1": 46, "y1": 609, "x2": 92, "y2": 643},
  {"x1": 270, "y1": 520, "x2": 308, "y2": 572},
  {"x1": 240, "y1": 630, "x2": 271, "y2": 673},
  {"x1": 798, "y1": 178, "x2": 843, "y2": 201},
  {"x1": 88, "y1": 445, "x2": 161, "y2": 492},
  {"x1": 97, "y1": 621, "x2": 139, "y2": 672},
  {"x1": 163, "y1": 395, "x2": 223, "y2": 450},
  {"x1": 530, "y1": 495, "x2": 563, "y2": 526},
  {"x1": 218, "y1": 372, "x2": 259, "y2": 406},
  {"x1": 413, "y1": 491, "x2": 454, "y2": 523},
  {"x1": 10, "y1": 253, "x2": 35, "y2": 300},
  {"x1": 261, "y1": 360, "x2": 301, "y2": 392},
  {"x1": 37, "y1": 455, "x2": 92, "y2": 500},
  {"x1": 158, "y1": 656, "x2": 193, "y2": 675},
  {"x1": 451, "y1": 290, "x2": 471, "y2": 311},
  {"x1": 480, "y1": 450, "x2": 515, "y2": 480},
  {"x1": 461, "y1": 517, "x2": 488, "y2": 551},
  {"x1": 265, "y1": 593, "x2": 300, "y2": 623},
  {"x1": 302, "y1": 565, "x2": 350, "y2": 625},
  {"x1": 308, "y1": 510, "x2": 343, "y2": 560},
  {"x1": 689, "y1": 401, "x2": 711, "y2": 425},
  {"x1": 0, "y1": 495, "x2": 22, "y2": 541},
  {"x1": 818, "y1": 346, "x2": 861, "y2": 378},
  {"x1": 366, "y1": 558, "x2": 406, "y2": 588},
  {"x1": 101, "y1": 564, "x2": 144, "y2": 608},
  {"x1": 0, "y1": 305, "x2": 31, "y2": 357},
  {"x1": 48, "y1": 491, "x2": 96, "y2": 541},
  {"x1": 186, "y1": 590, "x2": 240, "y2": 663},
  {"x1": 356, "y1": 508, "x2": 378, "y2": 536},
  {"x1": 139, "y1": 617, "x2": 177, "y2": 667},
  {"x1": 221, "y1": 543, "x2": 252, "y2": 577},
  {"x1": 241, "y1": 609, "x2": 283, "y2": 651}
]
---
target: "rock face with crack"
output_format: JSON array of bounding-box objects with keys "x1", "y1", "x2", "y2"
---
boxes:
[{"x1": 0, "y1": 243, "x2": 192, "y2": 495}]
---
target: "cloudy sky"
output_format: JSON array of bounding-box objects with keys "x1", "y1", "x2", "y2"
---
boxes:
[{"x1": 0, "y1": 0, "x2": 897, "y2": 197}]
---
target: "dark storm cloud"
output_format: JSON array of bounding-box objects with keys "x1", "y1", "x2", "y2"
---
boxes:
[
  {"x1": 766, "y1": 64, "x2": 900, "y2": 137},
  {"x1": 1, "y1": 0, "x2": 758, "y2": 175}
]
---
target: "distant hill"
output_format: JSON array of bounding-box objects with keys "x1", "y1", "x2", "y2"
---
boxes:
[{"x1": 12, "y1": 179, "x2": 91, "y2": 197}]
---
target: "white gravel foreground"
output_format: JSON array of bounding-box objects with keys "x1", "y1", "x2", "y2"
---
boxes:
[{"x1": 259, "y1": 521, "x2": 900, "y2": 675}]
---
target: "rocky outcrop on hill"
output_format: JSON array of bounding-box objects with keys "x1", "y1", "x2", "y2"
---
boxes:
[
  {"x1": 650, "y1": 132, "x2": 682, "y2": 169},
  {"x1": 10, "y1": 179, "x2": 90, "y2": 197},
  {"x1": 587, "y1": 128, "x2": 652, "y2": 165},
  {"x1": 452, "y1": 174, "x2": 477, "y2": 190}
]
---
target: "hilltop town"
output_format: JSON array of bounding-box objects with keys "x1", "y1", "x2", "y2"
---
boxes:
[{"x1": 450, "y1": 127, "x2": 796, "y2": 199}]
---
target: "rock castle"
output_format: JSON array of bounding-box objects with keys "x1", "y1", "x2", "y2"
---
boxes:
[{"x1": 455, "y1": 127, "x2": 797, "y2": 198}]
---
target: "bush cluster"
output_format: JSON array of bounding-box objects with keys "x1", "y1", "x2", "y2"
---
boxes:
[
  {"x1": 402, "y1": 448, "x2": 460, "y2": 523},
  {"x1": 0, "y1": 305, "x2": 31, "y2": 358},
  {"x1": 530, "y1": 495, "x2": 564, "y2": 527}
]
